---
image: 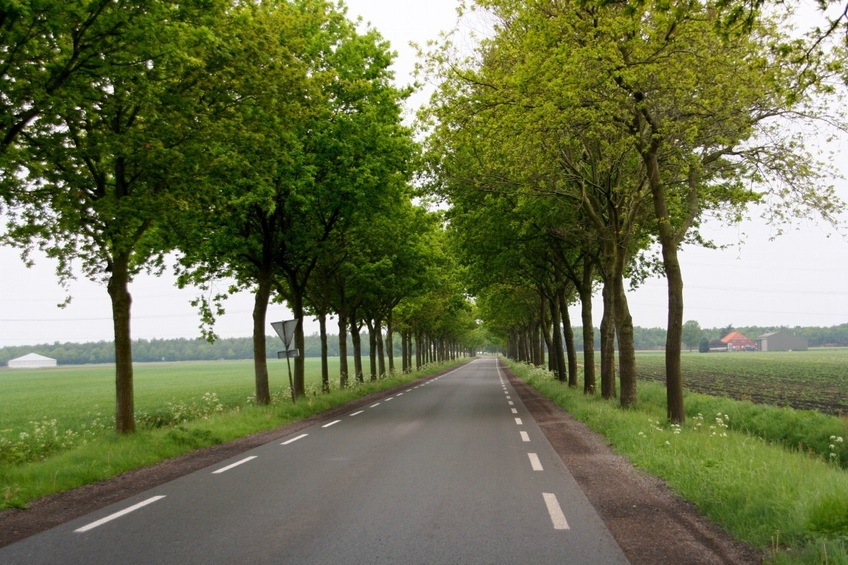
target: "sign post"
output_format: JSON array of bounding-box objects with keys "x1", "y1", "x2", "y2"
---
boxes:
[{"x1": 271, "y1": 319, "x2": 300, "y2": 404}]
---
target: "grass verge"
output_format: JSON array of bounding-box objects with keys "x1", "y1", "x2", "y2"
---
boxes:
[
  {"x1": 1, "y1": 359, "x2": 469, "y2": 510},
  {"x1": 506, "y1": 359, "x2": 848, "y2": 565}
]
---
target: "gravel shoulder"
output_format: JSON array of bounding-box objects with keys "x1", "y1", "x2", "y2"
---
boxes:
[{"x1": 0, "y1": 362, "x2": 762, "y2": 563}]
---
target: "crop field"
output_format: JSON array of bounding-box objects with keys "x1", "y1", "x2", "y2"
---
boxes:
[
  {"x1": 0, "y1": 357, "x2": 389, "y2": 438},
  {"x1": 635, "y1": 348, "x2": 848, "y2": 415}
]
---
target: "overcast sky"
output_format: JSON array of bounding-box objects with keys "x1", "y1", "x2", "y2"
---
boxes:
[{"x1": 1, "y1": 0, "x2": 845, "y2": 348}]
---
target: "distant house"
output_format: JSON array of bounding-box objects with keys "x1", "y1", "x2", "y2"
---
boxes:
[
  {"x1": 7, "y1": 353, "x2": 57, "y2": 369},
  {"x1": 721, "y1": 331, "x2": 756, "y2": 351},
  {"x1": 756, "y1": 331, "x2": 808, "y2": 352}
]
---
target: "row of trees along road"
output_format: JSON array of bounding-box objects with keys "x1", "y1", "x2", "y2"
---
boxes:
[
  {"x1": 421, "y1": 0, "x2": 847, "y2": 422},
  {"x1": 0, "y1": 1, "x2": 482, "y2": 433}
]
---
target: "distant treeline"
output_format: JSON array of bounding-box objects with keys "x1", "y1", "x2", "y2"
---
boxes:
[
  {"x1": 2, "y1": 324, "x2": 846, "y2": 366},
  {"x1": 572, "y1": 323, "x2": 848, "y2": 350},
  {"x1": 0, "y1": 334, "x2": 368, "y2": 366}
]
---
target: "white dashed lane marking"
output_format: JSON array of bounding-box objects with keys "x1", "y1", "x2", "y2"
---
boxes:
[
  {"x1": 213, "y1": 456, "x2": 257, "y2": 474},
  {"x1": 528, "y1": 453, "x2": 543, "y2": 471},
  {"x1": 75, "y1": 496, "x2": 167, "y2": 533},
  {"x1": 281, "y1": 434, "x2": 308, "y2": 445},
  {"x1": 543, "y1": 493, "x2": 570, "y2": 530}
]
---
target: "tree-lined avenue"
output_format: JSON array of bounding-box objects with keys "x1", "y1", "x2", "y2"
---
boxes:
[{"x1": 0, "y1": 358, "x2": 628, "y2": 564}]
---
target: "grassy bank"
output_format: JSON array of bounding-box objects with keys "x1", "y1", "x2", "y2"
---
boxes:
[
  {"x1": 1, "y1": 358, "x2": 468, "y2": 510},
  {"x1": 507, "y1": 360, "x2": 848, "y2": 565}
]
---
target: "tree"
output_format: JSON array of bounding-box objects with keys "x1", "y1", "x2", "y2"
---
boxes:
[
  {"x1": 425, "y1": 0, "x2": 843, "y2": 423},
  {"x1": 593, "y1": 0, "x2": 842, "y2": 422},
  {"x1": 1, "y1": 1, "x2": 227, "y2": 433},
  {"x1": 682, "y1": 320, "x2": 704, "y2": 352},
  {"x1": 176, "y1": 0, "x2": 415, "y2": 400},
  {"x1": 422, "y1": 0, "x2": 662, "y2": 404},
  {"x1": 0, "y1": 1, "x2": 160, "y2": 154}
]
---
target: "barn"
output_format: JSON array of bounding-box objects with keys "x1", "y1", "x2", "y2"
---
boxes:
[
  {"x1": 756, "y1": 331, "x2": 808, "y2": 352},
  {"x1": 721, "y1": 331, "x2": 756, "y2": 351},
  {"x1": 7, "y1": 353, "x2": 58, "y2": 369}
]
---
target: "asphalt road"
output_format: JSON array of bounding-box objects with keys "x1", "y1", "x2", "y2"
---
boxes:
[{"x1": 0, "y1": 357, "x2": 629, "y2": 564}]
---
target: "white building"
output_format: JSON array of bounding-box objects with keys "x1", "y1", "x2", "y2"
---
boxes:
[{"x1": 7, "y1": 353, "x2": 57, "y2": 369}]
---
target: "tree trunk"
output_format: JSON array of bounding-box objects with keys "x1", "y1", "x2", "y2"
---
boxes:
[
  {"x1": 559, "y1": 288, "x2": 578, "y2": 387},
  {"x1": 646, "y1": 152, "x2": 686, "y2": 423},
  {"x1": 580, "y1": 262, "x2": 596, "y2": 394},
  {"x1": 401, "y1": 329, "x2": 409, "y2": 373},
  {"x1": 530, "y1": 319, "x2": 542, "y2": 366},
  {"x1": 549, "y1": 294, "x2": 567, "y2": 382},
  {"x1": 252, "y1": 271, "x2": 273, "y2": 405},
  {"x1": 108, "y1": 252, "x2": 135, "y2": 434},
  {"x1": 319, "y1": 313, "x2": 329, "y2": 393},
  {"x1": 290, "y1": 291, "x2": 306, "y2": 398},
  {"x1": 386, "y1": 311, "x2": 395, "y2": 374},
  {"x1": 599, "y1": 278, "x2": 617, "y2": 399},
  {"x1": 662, "y1": 236, "x2": 686, "y2": 423},
  {"x1": 338, "y1": 312, "x2": 349, "y2": 389},
  {"x1": 376, "y1": 317, "x2": 386, "y2": 378},
  {"x1": 351, "y1": 318, "x2": 364, "y2": 383},
  {"x1": 415, "y1": 329, "x2": 422, "y2": 369},
  {"x1": 540, "y1": 295, "x2": 554, "y2": 372},
  {"x1": 365, "y1": 318, "x2": 377, "y2": 381},
  {"x1": 613, "y1": 266, "x2": 637, "y2": 407}
]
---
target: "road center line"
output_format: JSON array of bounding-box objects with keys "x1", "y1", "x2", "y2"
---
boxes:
[
  {"x1": 543, "y1": 493, "x2": 570, "y2": 530},
  {"x1": 281, "y1": 434, "x2": 308, "y2": 445},
  {"x1": 370, "y1": 402, "x2": 381, "y2": 408},
  {"x1": 511, "y1": 408, "x2": 518, "y2": 414},
  {"x1": 528, "y1": 452, "x2": 543, "y2": 471},
  {"x1": 75, "y1": 496, "x2": 166, "y2": 533},
  {"x1": 323, "y1": 420, "x2": 342, "y2": 428},
  {"x1": 515, "y1": 417, "x2": 523, "y2": 425},
  {"x1": 520, "y1": 431, "x2": 530, "y2": 442},
  {"x1": 213, "y1": 456, "x2": 258, "y2": 474},
  {"x1": 350, "y1": 410, "x2": 364, "y2": 417}
]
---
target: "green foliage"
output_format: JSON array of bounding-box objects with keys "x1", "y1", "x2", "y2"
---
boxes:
[
  {"x1": 805, "y1": 494, "x2": 848, "y2": 538},
  {"x1": 136, "y1": 392, "x2": 225, "y2": 429},
  {"x1": 0, "y1": 417, "x2": 108, "y2": 465},
  {"x1": 682, "y1": 320, "x2": 704, "y2": 351},
  {"x1": 164, "y1": 427, "x2": 222, "y2": 449}
]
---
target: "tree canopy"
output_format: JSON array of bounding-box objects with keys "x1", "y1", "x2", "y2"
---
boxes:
[{"x1": 421, "y1": 0, "x2": 845, "y2": 421}]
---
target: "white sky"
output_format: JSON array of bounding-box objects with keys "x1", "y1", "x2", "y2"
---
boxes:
[{"x1": 0, "y1": 0, "x2": 845, "y2": 347}]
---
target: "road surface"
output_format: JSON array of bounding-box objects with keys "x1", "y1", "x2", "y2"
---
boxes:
[{"x1": 0, "y1": 357, "x2": 628, "y2": 564}]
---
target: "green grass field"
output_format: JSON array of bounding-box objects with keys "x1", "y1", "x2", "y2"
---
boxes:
[
  {"x1": 0, "y1": 358, "x2": 379, "y2": 435},
  {"x1": 635, "y1": 348, "x2": 848, "y2": 415}
]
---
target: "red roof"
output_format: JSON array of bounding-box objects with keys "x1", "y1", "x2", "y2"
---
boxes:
[{"x1": 721, "y1": 331, "x2": 755, "y2": 346}]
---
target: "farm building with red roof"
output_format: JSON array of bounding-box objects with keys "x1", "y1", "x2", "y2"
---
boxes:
[{"x1": 720, "y1": 331, "x2": 756, "y2": 351}]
